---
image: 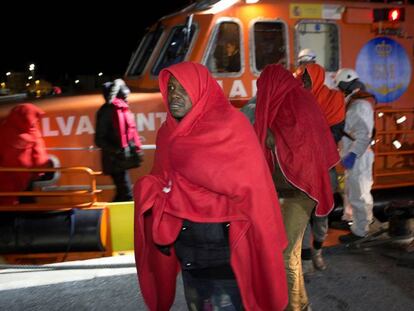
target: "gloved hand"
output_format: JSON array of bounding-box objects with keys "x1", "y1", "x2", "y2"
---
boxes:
[{"x1": 342, "y1": 152, "x2": 357, "y2": 169}]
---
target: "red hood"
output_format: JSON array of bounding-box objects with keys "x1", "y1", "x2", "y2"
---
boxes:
[
  {"x1": 3, "y1": 103, "x2": 44, "y2": 137},
  {"x1": 158, "y1": 61, "x2": 227, "y2": 136}
]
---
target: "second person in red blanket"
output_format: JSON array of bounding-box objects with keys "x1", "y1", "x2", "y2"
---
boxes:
[
  {"x1": 133, "y1": 62, "x2": 288, "y2": 311},
  {"x1": 254, "y1": 64, "x2": 340, "y2": 311}
]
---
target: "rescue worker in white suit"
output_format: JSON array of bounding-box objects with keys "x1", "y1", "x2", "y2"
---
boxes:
[{"x1": 334, "y1": 68, "x2": 375, "y2": 243}]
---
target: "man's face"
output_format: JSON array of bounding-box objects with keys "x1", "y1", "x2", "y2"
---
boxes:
[
  {"x1": 167, "y1": 76, "x2": 193, "y2": 121},
  {"x1": 301, "y1": 69, "x2": 312, "y2": 90}
]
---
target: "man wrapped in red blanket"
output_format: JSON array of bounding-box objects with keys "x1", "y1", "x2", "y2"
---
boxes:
[
  {"x1": 134, "y1": 62, "x2": 288, "y2": 310},
  {"x1": 254, "y1": 64, "x2": 339, "y2": 310}
]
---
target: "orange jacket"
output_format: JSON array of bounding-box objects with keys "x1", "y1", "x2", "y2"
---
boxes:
[{"x1": 305, "y1": 63, "x2": 345, "y2": 127}]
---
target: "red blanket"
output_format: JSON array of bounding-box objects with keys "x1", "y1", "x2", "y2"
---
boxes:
[
  {"x1": 0, "y1": 103, "x2": 49, "y2": 204},
  {"x1": 254, "y1": 65, "x2": 339, "y2": 216},
  {"x1": 134, "y1": 62, "x2": 288, "y2": 310}
]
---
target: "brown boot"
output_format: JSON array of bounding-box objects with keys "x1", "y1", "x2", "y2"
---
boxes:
[{"x1": 312, "y1": 249, "x2": 327, "y2": 271}]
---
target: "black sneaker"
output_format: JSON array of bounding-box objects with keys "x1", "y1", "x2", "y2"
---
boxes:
[{"x1": 339, "y1": 232, "x2": 365, "y2": 244}]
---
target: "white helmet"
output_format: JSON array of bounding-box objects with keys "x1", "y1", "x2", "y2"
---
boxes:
[
  {"x1": 334, "y1": 68, "x2": 359, "y2": 87},
  {"x1": 298, "y1": 48, "x2": 316, "y2": 64}
]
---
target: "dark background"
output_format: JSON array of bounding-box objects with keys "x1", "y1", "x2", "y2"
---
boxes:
[{"x1": 1, "y1": 1, "x2": 192, "y2": 82}]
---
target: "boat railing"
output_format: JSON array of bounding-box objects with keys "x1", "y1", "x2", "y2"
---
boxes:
[{"x1": 0, "y1": 166, "x2": 103, "y2": 211}]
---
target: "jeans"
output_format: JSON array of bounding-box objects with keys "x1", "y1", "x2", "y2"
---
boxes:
[
  {"x1": 181, "y1": 270, "x2": 243, "y2": 311},
  {"x1": 280, "y1": 196, "x2": 314, "y2": 311},
  {"x1": 302, "y1": 211, "x2": 329, "y2": 250}
]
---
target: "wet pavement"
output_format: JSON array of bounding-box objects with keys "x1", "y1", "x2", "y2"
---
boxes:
[{"x1": 0, "y1": 245, "x2": 413, "y2": 311}]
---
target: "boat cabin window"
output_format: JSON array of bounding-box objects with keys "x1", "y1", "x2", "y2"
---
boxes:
[
  {"x1": 151, "y1": 25, "x2": 196, "y2": 76},
  {"x1": 253, "y1": 21, "x2": 287, "y2": 72},
  {"x1": 205, "y1": 21, "x2": 242, "y2": 74},
  {"x1": 296, "y1": 22, "x2": 339, "y2": 72},
  {"x1": 127, "y1": 27, "x2": 163, "y2": 76}
]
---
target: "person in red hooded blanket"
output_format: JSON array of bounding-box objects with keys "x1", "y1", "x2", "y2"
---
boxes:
[
  {"x1": 133, "y1": 62, "x2": 288, "y2": 311},
  {"x1": 298, "y1": 63, "x2": 345, "y2": 274},
  {"x1": 0, "y1": 103, "x2": 49, "y2": 205},
  {"x1": 254, "y1": 64, "x2": 339, "y2": 311}
]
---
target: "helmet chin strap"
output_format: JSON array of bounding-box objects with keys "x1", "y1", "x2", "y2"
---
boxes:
[{"x1": 345, "y1": 88, "x2": 360, "y2": 105}]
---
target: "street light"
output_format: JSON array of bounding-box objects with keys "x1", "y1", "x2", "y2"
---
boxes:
[
  {"x1": 98, "y1": 72, "x2": 103, "y2": 76},
  {"x1": 6, "y1": 72, "x2": 11, "y2": 76}
]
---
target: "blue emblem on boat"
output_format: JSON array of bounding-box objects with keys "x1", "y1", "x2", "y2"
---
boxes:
[{"x1": 356, "y1": 37, "x2": 411, "y2": 103}]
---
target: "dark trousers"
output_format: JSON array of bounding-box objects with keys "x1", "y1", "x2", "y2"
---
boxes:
[
  {"x1": 181, "y1": 270, "x2": 243, "y2": 311},
  {"x1": 110, "y1": 171, "x2": 132, "y2": 202}
]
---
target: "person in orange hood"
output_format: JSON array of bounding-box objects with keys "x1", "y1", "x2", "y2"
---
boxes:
[
  {"x1": 0, "y1": 103, "x2": 49, "y2": 205},
  {"x1": 133, "y1": 62, "x2": 288, "y2": 311},
  {"x1": 254, "y1": 64, "x2": 339, "y2": 311},
  {"x1": 298, "y1": 63, "x2": 345, "y2": 274},
  {"x1": 301, "y1": 63, "x2": 345, "y2": 143}
]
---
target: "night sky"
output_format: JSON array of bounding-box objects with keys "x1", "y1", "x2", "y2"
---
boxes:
[{"x1": 1, "y1": 1, "x2": 192, "y2": 81}]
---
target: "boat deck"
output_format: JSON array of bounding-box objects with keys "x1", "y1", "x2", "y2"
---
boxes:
[{"x1": 1, "y1": 242, "x2": 413, "y2": 311}]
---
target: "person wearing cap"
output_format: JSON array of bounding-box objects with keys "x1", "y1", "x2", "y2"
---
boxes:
[
  {"x1": 295, "y1": 48, "x2": 317, "y2": 77},
  {"x1": 334, "y1": 68, "x2": 375, "y2": 243},
  {"x1": 298, "y1": 48, "x2": 317, "y2": 66},
  {"x1": 296, "y1": 48, "x2": 336, "y2": 89},
  {"x1": 95, "y1": 79, "x2": 143, "y2": 202},
  {"x1": 297, "y1": 63, "x2": 345, "y2": 274}
]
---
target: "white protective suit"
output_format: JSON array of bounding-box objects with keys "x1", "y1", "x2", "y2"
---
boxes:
[{"x1": 342, "y1": 98, "x2": 374, "y2": 237}]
